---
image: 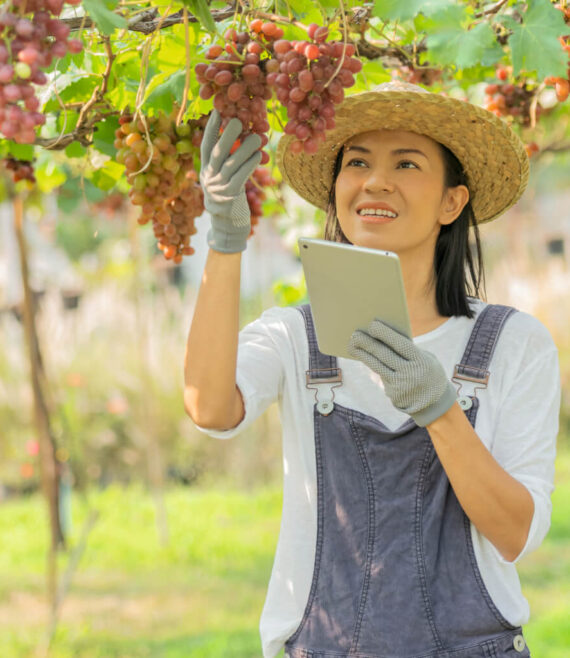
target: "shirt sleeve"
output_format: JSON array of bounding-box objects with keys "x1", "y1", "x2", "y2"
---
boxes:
[
  {"x1": 489, "y1": 312, "x2": 561, "y2": 563},
  {"x1": 192, "y1": 306, "x2": 292, "y2": 440}
]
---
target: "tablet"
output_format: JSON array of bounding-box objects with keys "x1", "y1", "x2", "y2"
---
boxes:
[{"x1": 298, "y1": 238, "x2": 412, "y2": 359}]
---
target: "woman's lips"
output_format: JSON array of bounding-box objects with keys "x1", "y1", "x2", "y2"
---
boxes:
[{"x1": 357, "y1": 213, "x2": 397, "y2": 224}]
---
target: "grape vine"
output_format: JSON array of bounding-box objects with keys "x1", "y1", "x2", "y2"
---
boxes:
[{"x1": 0, "y1": 1, "x2": 568, "y2": 260}]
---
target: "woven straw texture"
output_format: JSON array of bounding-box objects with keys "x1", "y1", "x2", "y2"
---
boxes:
[{"x1": 276, "y1": 83, "x2": 530, "y2": 223}]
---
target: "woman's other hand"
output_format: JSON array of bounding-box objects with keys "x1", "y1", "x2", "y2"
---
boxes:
[{"x1": 348, "y1": 320, "x2": 457, "y2": 427}]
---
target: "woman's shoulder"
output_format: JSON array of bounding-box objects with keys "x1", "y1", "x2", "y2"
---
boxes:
[
  {"x1": 250, "y1": 303, "x2": 307, "y2": 326},
  {"x1": 241, "y1": 304, "x2": 308, "y2": 344},
  {"x1": 469, "y1": 297, "x2": 558, "y2": 358}
]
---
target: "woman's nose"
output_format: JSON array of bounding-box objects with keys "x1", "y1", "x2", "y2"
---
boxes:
[{"x1": 364, "y1": 167, "x2": 394, "y2": 192}]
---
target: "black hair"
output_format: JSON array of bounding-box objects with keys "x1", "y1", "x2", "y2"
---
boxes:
[{"x1": 323, "y1": 143, "x2": 485, "y2": 318}]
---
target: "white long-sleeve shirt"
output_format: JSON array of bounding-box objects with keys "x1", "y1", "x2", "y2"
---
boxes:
[{"x1": 196, "y1": 298, "x2": 560, "y2": 657}]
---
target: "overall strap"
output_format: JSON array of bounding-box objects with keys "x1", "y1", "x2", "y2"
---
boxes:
[
  {"x1": 298, "y1": 304, "x2": 342, "y2": 415},
  {"x1": 453, "y1": 304, "x2": 517, "y2": 389}
]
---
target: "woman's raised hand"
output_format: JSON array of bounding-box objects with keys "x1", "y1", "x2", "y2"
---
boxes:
[{"x1": 199, "y1": 110, "x2": 262, "y2": 253}]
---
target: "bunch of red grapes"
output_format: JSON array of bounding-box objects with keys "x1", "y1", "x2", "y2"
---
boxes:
[
  {"x1": 246, "y1": 166, "x2": 276, "y2": 235},
  {"x1": 195, "y1": 19, "x2": 287, "y2": 165},
  {"x1": 115, "y1": 111, "x2": 207, "y2": 264},
  {"x1": 2, "y1": 156, "x2": 36, "y2": 182},
  {"x1": 0, "y1": 0, "x2": 83, "y2": 144},
  {"x1": 93, "y1": 191, "x2": 127, "y2": 220},
  {"x1": 268, "y1": 23, "x2": 362, "y2": 154},
  {"x1": 395, "y1": 65, "x2": 442, "y2": 87},
  {"x1": 195, "y1": 20, "x2": 362, "y2": 156},
  {"x1": 484, "y1": 68, "x2": 539, "y2": 127},
  {"x1": 544, "y1": 35, "x2": 570, "y2": 104}
]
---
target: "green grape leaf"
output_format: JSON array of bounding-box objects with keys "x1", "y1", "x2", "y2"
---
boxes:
[
  {"x1": 35, "y1": 160, "x2": 67, "y2": 193},
  {"x1": 182, "y1": 0, "x2": 216, "y2": 34},
  {"x1": 426, "y1": 20, "x2": 503, "y2": 69},
  {"x1": 372, "y1": 0, "x2": 454, "y2": 22},
  {"x1": 92, "y1": 117, "x2": 121, "y2": 158},
  {"x1": 91, "y1": 160, "x2": 125, "y2": 192},
  {"x1": 503, "y1": 0, "x2": 570, "y2": 78},
  {"x1": 64, "y1": 142, "x2": 87, "y2": 159},
  {"x1": 83, "y1": 0, "x2": 127, "y2": 35},
  {"x1": 143, "y1": 70, "x2": 187, "y2": 113},
  {"x1": 359, "y1": 60, "x2": 393, "y2": 86},
  {"x1": 43, "y1": 76, "x2": 99, "y2": 112},
  {"x1": 7, "y1": 143, "x2": 35, "y2": 161}
]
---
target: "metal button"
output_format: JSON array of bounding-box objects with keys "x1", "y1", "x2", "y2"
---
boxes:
[
  {"x1": 513, "y1": 634, "x2": 526, "y2": 652},
  {"x1": 317, "y1": 400, "x2": 334, "y2": 415},
  {"x1": 457, "y1": 395, "x2": 473, "y2": 410}
]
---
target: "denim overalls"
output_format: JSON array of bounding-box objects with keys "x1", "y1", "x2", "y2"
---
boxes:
[{"x1": 284, "y1": 304, "x2": 530, "y2": 658}]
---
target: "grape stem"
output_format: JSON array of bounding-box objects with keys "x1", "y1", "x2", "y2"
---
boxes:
[
  {"x1": 529, "y1": 81, "x2": 546, "y2": 130},
  {"x1": 176, "y1": 7, "x2": 192, "y2": 127},
  {"x1": 324, "y1": 0, "x2": 349, "y2": 90}
]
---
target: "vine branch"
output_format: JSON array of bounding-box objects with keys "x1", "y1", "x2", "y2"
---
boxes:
[
  {"x1": 62, "y1": 5, "x2": 237, "y2": 34},
  {"x1": 475, "y1": 0, "x2": 510, "y2": 18},
  {"x1": 35, "y1": 37, "x2": 115, "y2": 150}
]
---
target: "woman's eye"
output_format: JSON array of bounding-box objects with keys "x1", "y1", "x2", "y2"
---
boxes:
[
  {"x1": 346, "y1": 158, "x2": 366, "y2": 167},
  {"x1": 398, "y1": 160, "x2": 419, "y2": 169}
]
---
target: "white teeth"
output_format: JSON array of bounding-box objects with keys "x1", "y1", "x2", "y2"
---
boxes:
[{"x1": 358, "y1": 208, "x2": 397, "y2": 218}]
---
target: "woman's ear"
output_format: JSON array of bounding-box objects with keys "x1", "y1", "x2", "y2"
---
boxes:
[{"x1": 439, "y1": 184, "x2": 470, "y2": 226}]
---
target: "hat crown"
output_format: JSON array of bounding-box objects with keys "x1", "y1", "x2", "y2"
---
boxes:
[{"x1": 371, "y1": 81, "x2": 430, "y2": 94}]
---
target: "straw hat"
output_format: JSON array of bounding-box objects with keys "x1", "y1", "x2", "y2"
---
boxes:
[{"x1": 276, "y1": 81, "x2": 530, "y2": 223}]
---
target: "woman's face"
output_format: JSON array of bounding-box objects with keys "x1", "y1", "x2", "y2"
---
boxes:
[{"x1": 334, "y1": 130, "x2": 468, "y2": 258}]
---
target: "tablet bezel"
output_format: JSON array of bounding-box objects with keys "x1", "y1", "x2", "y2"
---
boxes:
[{"x1": 298, "y1": 238, "x2": 412, "y2": 359}]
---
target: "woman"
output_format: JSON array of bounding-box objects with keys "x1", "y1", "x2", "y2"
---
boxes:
[{"x1": 184, "y1": 82, "x2": 560, "y2": 658}]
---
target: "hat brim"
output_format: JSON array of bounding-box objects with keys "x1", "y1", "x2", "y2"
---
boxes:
[{"x1": 276, "y1": 89, "x2": 529, "y2": 223}]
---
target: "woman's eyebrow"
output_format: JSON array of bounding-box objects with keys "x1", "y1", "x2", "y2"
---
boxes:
[
  {"x1": 344, "y1": 145, "x2": 428, "y2": 159},
  {"x1": 344, "y1": 144, "x2": 370, "y2": 153},
  {"x1": 392, "y1": 148, "x2": 428, "y2": 159}
]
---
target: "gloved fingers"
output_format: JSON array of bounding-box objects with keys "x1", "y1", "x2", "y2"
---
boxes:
[
  {"x1": 220, "y1": 132, "x2": 263, "y2": 180},
  {"x1": 208, "y1": 118, "x2": 243, "y2": 174},
  {"x1": 200, "y1": 109, "x2": 222, "y2": 168},
  {"x1": 346, "y1": 341, "x2": 395, "y2": 379},
  {"x1": 220, "y1": 149, "x2": 263, "y2": 196},
  {"x1": 366, "y1": 319, "x2": 416, "y2": 360},
  {"x1": 350, "y1": 329, "x2": 407, "y2": 372}
]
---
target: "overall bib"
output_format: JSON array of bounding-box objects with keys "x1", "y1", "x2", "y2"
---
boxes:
[{"x1": 284, "y1": 304, "x2": 530, "y2": 658}]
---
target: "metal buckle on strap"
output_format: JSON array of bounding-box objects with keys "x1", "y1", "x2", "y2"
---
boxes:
[
  {"x1": 305, "y1": 368, "x2": 342, "y2": 385},
  {"x1": 306, "y1": 368, "x2": 343, "y2": 416},
  {"x1": 452, "y1": 364, "x2": 489, "y2": 405},
  {"x1": 452, "y1": 364, "x2": 490, "y2": 386}
]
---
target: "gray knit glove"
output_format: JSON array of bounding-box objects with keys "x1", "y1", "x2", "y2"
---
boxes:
[
  {"x1": 347, "y1": 320, "x2": 457, "y2": 427},
  {"x1": 199, "y1": 109, "x2": 262, "y2": 253}
]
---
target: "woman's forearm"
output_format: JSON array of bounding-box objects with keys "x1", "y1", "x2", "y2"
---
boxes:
[
  {"x1": 427, "y1": 402, "x2": 534, "y2": 562},
  {"x1": 184, "y1": 248, "x2": 245, "y2": 430}
]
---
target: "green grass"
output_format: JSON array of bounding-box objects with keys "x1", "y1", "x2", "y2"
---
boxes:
[{"x1": 0, "y1": 447, "x2": 569, "y2": 658}]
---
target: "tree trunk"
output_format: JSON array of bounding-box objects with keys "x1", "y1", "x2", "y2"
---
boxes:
[{"x1": 13, "y1": 196, "x2": 65, "y2": 610}]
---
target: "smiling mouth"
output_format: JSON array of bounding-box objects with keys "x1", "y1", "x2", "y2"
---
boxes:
[{"x1": 357, "y1": 209, "x2": 398, "y2": 223}]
